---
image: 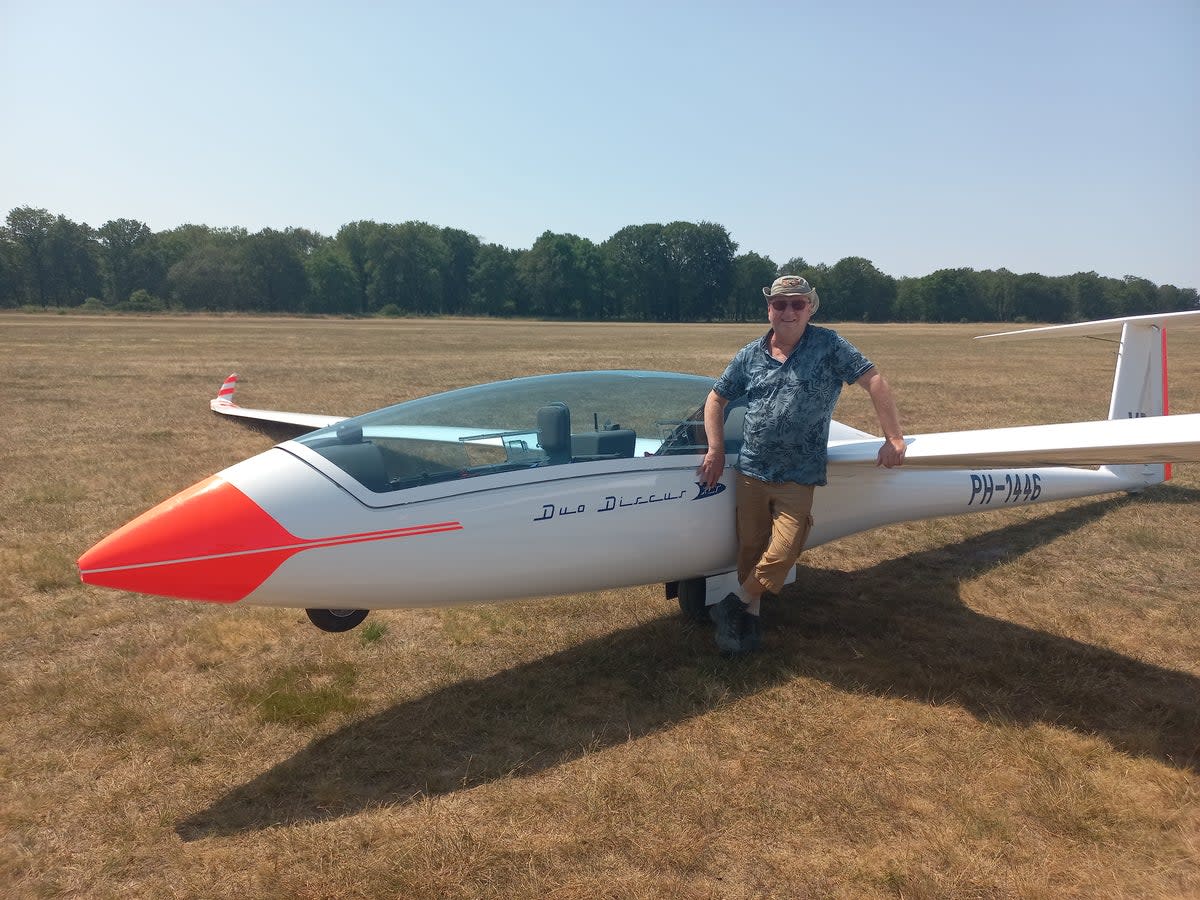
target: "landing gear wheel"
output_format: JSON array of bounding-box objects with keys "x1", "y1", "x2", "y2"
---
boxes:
[
  {"x1": 305, "y1": 608, "x2": 369, "y2": 633},
  {"x1": 677, "y1": 578, "x2": 709, "y2": 623}
]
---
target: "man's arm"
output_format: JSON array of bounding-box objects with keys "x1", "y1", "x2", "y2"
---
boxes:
[
  {"x1": 696, "y1": 390, "x2": 729, "y2": 488},
  {"x1": 856, "y1": 367, "x2": 906, "y2": 467}
]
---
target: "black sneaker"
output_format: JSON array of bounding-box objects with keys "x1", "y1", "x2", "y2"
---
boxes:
[{"x1": 711, "y1": 593, "x2": 749, "y2": 656}]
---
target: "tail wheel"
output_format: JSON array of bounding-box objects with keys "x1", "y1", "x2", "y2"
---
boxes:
[{"x1": 305, "y1": 608, "x2": 369, "y2": 632}]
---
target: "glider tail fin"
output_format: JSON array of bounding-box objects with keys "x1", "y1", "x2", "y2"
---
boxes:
[
  {"x1": 977, "y1": 310, "x2": 1200, "y2": 488},
  {"x1": 1106, "y1": 320, "x2": 1169, "y2": 485},
  {"x1": 1107, "y1": 320, "x2": 1167, "y2": 422}
]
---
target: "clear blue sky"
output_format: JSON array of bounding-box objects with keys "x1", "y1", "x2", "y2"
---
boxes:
[{"x1": 3, "y1": 0, "x2": 1197, "y2": 288}]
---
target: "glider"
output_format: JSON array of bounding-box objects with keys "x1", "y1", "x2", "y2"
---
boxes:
[{"x1": 78, "y1": 311, "x2": 1200, "y2": 631}]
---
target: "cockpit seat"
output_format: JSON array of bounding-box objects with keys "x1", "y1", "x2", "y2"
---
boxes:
[
  {"x1": 536, "y1": 403, "x2": 572, "y2": 465},
  {"x1": 571, "y1": 427, "x2": 636, "y2": 460},
  {"x1": 536, "y1": 403, "x2": 636, "y2": 464}
]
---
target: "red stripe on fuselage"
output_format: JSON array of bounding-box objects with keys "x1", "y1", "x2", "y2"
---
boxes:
[{"x1": 82, "y1": 548, "x2": 298, "y2": 602}]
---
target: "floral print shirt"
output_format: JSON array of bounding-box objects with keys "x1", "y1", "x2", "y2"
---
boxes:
[{"x1": 713, "y1": 325, "x2": 873, "y2": 486}]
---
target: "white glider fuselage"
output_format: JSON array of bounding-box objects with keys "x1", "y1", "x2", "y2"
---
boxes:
[
  {"x1": 78, "y1": 311, "x2": 1200, "y2": 616},
  {"x1": 220, "y1": 449, "x2": 1146, "y2": 610}
]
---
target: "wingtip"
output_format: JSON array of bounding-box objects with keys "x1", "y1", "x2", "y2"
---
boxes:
[{"x1": 212, "y1": 373, "x2": 240, "y2": 410}]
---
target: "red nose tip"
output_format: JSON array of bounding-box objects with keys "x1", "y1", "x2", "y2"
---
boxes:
[{"x1": 78, "y1": 477, "x2": 300, "y2": 603}]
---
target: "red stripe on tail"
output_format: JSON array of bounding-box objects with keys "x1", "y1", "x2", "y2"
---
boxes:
[{"x1": 1162, "y1": 329, "x2": 1171, "y2": 481}]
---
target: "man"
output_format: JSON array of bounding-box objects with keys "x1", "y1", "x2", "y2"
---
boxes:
[{"x1": 696, "y1": 275, "x2": 906, "y2": 656}]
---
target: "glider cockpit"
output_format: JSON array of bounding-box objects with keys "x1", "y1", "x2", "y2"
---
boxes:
[{"x1": 291, "y1": 370, "x2": 725, "y2": 494}]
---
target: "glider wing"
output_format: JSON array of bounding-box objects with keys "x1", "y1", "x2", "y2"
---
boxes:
[
  {"x1": 210, "y1": 374, "x2": 345, "y2": 430},
  {"x1": 975, "y1": 309, "x2": 1200, "y2": 341},
  {"x1": 828, "y1": 414, "x2": 1200, "y2": 469}
]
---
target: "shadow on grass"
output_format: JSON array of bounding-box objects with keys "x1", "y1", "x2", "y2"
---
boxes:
[{"x1": 178, "y1": 489, "x2": 1200, "y2": 839}]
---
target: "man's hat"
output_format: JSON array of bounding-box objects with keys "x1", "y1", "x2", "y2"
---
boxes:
[{"x1": 763, "y1": 275, "x2": 820, "y2": 311}]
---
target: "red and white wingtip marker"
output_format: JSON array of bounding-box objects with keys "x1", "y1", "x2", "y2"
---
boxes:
[{"x1": 211, "y1": 373, "x2": 239, "y2": 410}]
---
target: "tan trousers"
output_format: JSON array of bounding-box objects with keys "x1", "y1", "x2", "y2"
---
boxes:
[{"x1": 735, "y1": 472, "x2": 815, "y2": 594}]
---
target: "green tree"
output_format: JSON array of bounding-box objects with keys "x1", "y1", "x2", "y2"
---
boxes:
[
  {"x1": 602, "y1": 224, "x2": 670, "y2": 320},
  {"x1": 167, "y1": 243, "x2": 248, "y2": 311},
  {"x1": 893, "y1": 277, "x2": 923, "y2": 321},
  {"x1": 1115, "y1": 276, "x2": 1158, "y2": 316},
  {"x1": 305, "y1": 244, "x2": 359, "y2": 314},
  {"x1": 602, "y1": 221, "x2": 735, "y2": 321},
  {"x1": 664, "y1": 221, "x2": 736, "y2": 321},
  {"x1": 779, "y1": 256, "x2": 825, "y2": 283},
  {"x1": 244, "y1": 228, "x2": 310, "y2": 312},
  {"x1": 366, "y1": 221, "x2": 450, "y2": 315},
  {"x1": 1158, "y1": 283, "x2": 1199, "y2": 312},
  {"x1": 441, "y1": 227, "x2": 481, "y2": 315},
  {"x1": 729, "y1": 252, "x2": 778, "y2": 321},
  {"x1": 44, "y1": 215, "x2": 102, "y2": 306},
  {"x1": 1067, "y1": 271, "x2": 1110, "y2": 320},
  {"x1": 518, "y1": 231, "x2": 602, "y2": 318},
  {"x1": 5, "y1": 206, "x2": 55, "y2": 306},
  {"x1": 9, "y1": 205, "x2": 1196, "y2": 320},
  {"x1": 573, "y1": 237, "x2": 606, "y2": 319},
  {"x1": 152, "y1": 225, "x2": 203, "y2": 278},
  {"x1": 931, "y1": 269, "x2": 987, "y2": 321},
  {"x1": 469, "y1": 243, "x2": 524, "y2": 315},
  {"x1": 824, "y1": 256, "x2": 896, "y2": 321},
  {"x1": 0, "y1": 235, "x2": 24, "y2": 307},
  {"x1": 1012, "y1": 272, "x2": 1070, "y2": 322},
  {"x1": 895, "y1": 269, "x2": 986, "y2": 322},
  {"x1": 976, "y1": 268, "x2": 1017, "y2": 321},
  {"x1": 334, "y1": 221, "x2": 379, "y2": 314},
  {"x1": 98, "y1": 218, "x2": 157, "y2": 305}
]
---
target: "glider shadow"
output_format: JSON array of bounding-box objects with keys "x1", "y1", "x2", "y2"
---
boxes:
[{"x1": 178, "y1": 487, "x2": 1200, "y2": 839}]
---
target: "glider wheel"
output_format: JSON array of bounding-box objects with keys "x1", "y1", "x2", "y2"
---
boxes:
[
  {"x1": 677, "y1": 578, "x2": 709, "y2": 623},
  {"x1": 305, "y1": 608, "x2": 369, "y2": 633}
]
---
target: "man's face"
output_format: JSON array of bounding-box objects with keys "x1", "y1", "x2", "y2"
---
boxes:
[{"x1": 766, "y1": 294, "x2": 815, "y2": 332}]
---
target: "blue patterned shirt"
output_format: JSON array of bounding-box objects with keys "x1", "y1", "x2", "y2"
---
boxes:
[{"x1": 713, "y1": 325, "x2": 874, "y2": 486}]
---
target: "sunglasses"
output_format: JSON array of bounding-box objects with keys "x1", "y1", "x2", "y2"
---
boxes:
[{"x1": 769, "y1": 298, "x2": 812, "y2": 312}]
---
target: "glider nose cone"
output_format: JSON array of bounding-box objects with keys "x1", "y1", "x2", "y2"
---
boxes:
[{"x1": 78, "y1": 476, "x2": 298, "y2": 603}]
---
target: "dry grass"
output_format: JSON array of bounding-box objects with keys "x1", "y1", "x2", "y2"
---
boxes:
[{"x1": 1, "y1": 312, "x2": 1198, "y2": 899}]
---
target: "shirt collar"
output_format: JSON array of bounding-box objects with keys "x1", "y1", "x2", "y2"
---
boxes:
[{"x1": 758, "y1": 327, "x2": 809, "y2": 360}]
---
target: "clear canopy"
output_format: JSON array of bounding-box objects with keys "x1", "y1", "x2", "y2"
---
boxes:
[{"x1": 294, "y1": 370, "x2": 717, "y2": 493}]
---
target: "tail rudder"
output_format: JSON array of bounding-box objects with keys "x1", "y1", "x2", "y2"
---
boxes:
[
  {"x1": 977, "y1": 310, "x2": 1200, "y2": 488},
  {"x1": 1106, "y1": 320, "x2": 1168, "y2": 485},
  {"x1": 1107, "y1": 320, "x2": 1166, "y2": 421}
]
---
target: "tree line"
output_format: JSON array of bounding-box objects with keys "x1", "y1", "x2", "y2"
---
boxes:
[{"x1": 2, "y1": 206, "x2": 1195, "y2": 322}]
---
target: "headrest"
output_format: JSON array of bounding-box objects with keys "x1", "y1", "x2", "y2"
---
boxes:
[{"x1": 536, "y1": 403, "x2": 571, "y2": 455}]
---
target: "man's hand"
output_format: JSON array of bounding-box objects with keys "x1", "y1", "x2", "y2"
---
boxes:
[
  {"x1": 857, "y1": 369, "x2": 906, "y2": 469},
  {"x1": 696, "y1": 449, "x2": 725, "y2": 488},
  {"x1": 697, "y1": 390, "x2": 729, "y2": 489},
  {"x1": 876, "y1": 436, "x2": 906, "y2": 468}
]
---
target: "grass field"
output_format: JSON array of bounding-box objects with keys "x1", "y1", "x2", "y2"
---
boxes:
[{"x1": 1, "y1": 313, "x2": 1198, "y2": 899}]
